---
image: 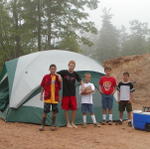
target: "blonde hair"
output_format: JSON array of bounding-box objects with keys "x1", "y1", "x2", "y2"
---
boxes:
[{"x1": 68, "y1": 60, "x2": 76, "y2": 66}]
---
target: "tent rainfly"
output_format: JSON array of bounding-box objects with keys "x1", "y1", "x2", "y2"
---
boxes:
[{"x1": 0, "y1": 50, "x2": 119, "y2": 126}]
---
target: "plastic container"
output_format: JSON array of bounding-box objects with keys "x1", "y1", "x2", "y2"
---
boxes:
[{"x1": 133, "y1": 110, "x2": 150, "y2": 131}]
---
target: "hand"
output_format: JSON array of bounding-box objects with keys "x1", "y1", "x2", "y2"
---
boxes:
[
  {"x1": 55, "y1": 73, "x2": 60, "y2": 77},
  {"x1": 56, "y1": 73, "x2": 62, "y2": 81},
  {"x1": 117, "y1": 100, "x2": 120, "y2": 103}
]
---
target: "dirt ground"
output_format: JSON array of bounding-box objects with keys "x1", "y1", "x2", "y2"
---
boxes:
[
  {"x1": 0, "y1": 54, "x2": 150, "y2": 149},
  {"x1": 104, "y1": 53, "x2": 150, "y2": 107},
  {"x1": 0, "y1": 119, "x2": 150, "y2": 149}
]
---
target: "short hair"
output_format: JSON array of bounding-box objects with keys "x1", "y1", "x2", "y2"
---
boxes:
[
  {"x1": 49, "y1": 64, "x2": 56, "y2": 69},
  {"x1": 68, "y1": 60, "x2": 76, "y2": 66},
  {"x1": 84, "y1": 73, "x2": 91, "y2": 77},
  {"x1": 104, "y1": 66, "x2": 112, "y2": 71},
  {"x1": 123, "y1": 72, "x2": 130, "y2": 77}
]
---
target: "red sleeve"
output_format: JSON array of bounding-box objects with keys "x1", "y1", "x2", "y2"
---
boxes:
[
  {"x1": 113, "y1": 77, "x2": 117, "y2": 87},
  {"x1": 99, "y1": 77, "x2": 103, "y2": 86},
  {"x1": 40, "y1": 75, "x2": 46, "y2": 88}
]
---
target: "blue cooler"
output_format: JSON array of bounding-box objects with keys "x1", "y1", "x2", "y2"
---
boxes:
[{"x1": 133, "y1": 110, "x2": 150, "y2": 131}]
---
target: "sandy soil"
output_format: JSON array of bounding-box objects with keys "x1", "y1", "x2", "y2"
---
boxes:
[
  {"x1": 104, "y1": 54, "x2": 150, "y2": 109},
  {"x1": 0, "y1": 54, "x2": 150, "y2": 149},
  {"x1": 0, "y1": 120, "x2": 150, "y2": 149}
]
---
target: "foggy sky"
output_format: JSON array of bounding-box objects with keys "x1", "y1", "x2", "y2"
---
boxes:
[{"x1": 88, "y1": 0, "x2": 150, "y2": 29}]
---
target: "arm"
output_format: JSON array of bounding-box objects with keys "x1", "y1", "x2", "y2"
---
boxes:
[
  {"x1": 99, "y1": 78, "x2": 103, "y2": 94},
  {"x1": 117, "y1": 82, "x2": 120, "y2": 102},
  {"x1": 75, "y1": 72, "x2": 83, "y2": 85},
  {"x1": 56, "y1": 73, "x2": 62, "y2": 82},
  {"x1": 117, "y1": 91, "x2": 120, "y2": 103},
  {"x1": 129, "y1": 82, "x2": 135, "y2": 103},
  {"x1": 99, "y1": 85, "x2": 103, "y2": 94},
  {"x1": 112, "y1": 86, "x2": 117, "y2": 95},
  {"x1": 40, "y1": 87, "x2": 44, "y2": 101},
  {"x1": 112, "y1": 78, "x2": 117, "y2": 95},
  {"x1": 81, "y1": 85, "x2": 95, "y2": 95},
  {"x1": 129, "y1": 93, "x2": 134, "y2": 103},
  {"x1": 40, "y1": 76, "x2": 45, "y2": 101}
]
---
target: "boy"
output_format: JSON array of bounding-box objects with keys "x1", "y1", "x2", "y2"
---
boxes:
[
  {"x1": 58, "y1": 60, "x2": 82, "y2": 128},
  {"x1": 80, "y1": 73, "x2": 100, "y2": 128},
  {"x1": 99, "y1": 66, "x2": 117, "y2": 125},
  {"x1": 117, "y1": 72, "x2": 135, "y2": 126},
  {"x1": 39, "y1": 64, "x2": 62, "y2": 131}
]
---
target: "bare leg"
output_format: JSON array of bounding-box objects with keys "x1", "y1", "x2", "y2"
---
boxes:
[
  {"x1": 108, "y1": 109, "x2": 112, "y2": 114},
  {"x1": 102, "y1": 109, "x2": 107, "y2": 125},
  {"x1": 39, "y1": 113, "x2": 47, "y2": 131},
  {"x1": 127, "y1": 112, "x2": 132, "y2": 126},
  {"x1": 127, "y1": 112, "x2": 132, "y2": 120},
  {"x1": 108, "y1": 109, "x2": 113, "y2": 125},
  {"x1": 51, "y1": 112, "x2": 57, "y2": 131},
  {"x1": 71, "y1": 110, "x2": 77, "y2": 128},
  {"x1": 64, "y1": 110, "x2": 72, "y2": 128},
  {"x1": 120, "y1": 112, "x2": 123, "y2": 121},
  {"x1": 82, "y1": 113, "x2": 87, "y2": 128}
]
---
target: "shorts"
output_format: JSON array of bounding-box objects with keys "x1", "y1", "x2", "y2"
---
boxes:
[
  {"x1": 81, "y1": 104, "x2": 94, "y2": 114},
  {"x1": 44, "y1": 103, "x2": 58, "y2": 113},
  {"x1": 119, "y1": 101, "x2": 132, "y2": 112},
  {"x1": 101, "y1": 94, "x2": 114, "y2": 110},
  {"x1": 61, "y1": 96, "x2": 77, "y2": 111}
]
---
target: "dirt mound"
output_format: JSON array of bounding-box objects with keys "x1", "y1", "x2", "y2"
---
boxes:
[{"x1": 104, "y1": 54, "x2": 150, "y2": 109}]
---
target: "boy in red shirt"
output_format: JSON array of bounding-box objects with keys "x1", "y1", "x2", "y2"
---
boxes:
[
  {"x1": 39, "y1": 64, "x2": 62, "y2": 131},
  {"x1": 99, "y1": 66, "x2": 117, "y2": 125}
]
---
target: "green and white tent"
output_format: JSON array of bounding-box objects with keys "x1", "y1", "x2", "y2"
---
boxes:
[{"x1": 0, "y1": 50, "x2": 119, "y2": 126}]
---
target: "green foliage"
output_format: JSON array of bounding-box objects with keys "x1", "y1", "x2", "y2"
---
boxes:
[
  {"x1": 82, "y1": 11, "x2": 150, "y2": 62},
  {"x1": 95, "y1": 8, "x2": 120, "y2": 62},
  {"x1": 0, "y1": 0, "x2": 99, "y2": 69},
  {"x1": 121, "y1": 20, "x2": 150, "y2": 56}
]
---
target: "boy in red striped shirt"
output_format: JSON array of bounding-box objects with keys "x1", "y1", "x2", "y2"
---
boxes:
[{"x1": 39, "y1": 64, "x2": 62, "y2": 131}]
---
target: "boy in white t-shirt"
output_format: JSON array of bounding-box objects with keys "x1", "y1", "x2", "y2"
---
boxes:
[
  {"x1": 79, "y1": 73, "x2": 100, "y2": 128},
  {"x1": 117, "y1": 72, "x2": 135, "y2": 126}
]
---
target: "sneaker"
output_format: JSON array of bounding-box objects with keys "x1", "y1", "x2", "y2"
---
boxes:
[
  {"x1": 101, "y1": 120, "x2": 107, "y2": 125},
  {"x1": 128, "y1": 121, "x2": 132, "y2": 127},
  {"x1": 39, "y1": 126, "x2": 44, "y2": 131},
  {"x1": 94, "y1": 123, "x2": 101, "y2": 127},
  {"x1": 108, "y1": 121, "x2": 113, "y2": 125},
  {"x1": 118, "y1": 120, "x2": 123, "y2": 125},
  {"x1": 66, "y1": 123, "x2": 72, "y2": 128},
  {"x1": 71, "y1": 123, "x2": 78, "y2": 128}
]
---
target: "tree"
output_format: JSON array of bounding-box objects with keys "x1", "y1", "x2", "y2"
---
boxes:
[
  {"x1": 95, "y1": 8, "x2": 120, "y2": 62},
  {"x1": 121, "y1": 20, "x2": 150, "y2": 56},
  {"x1": 0, "y1": 0, "x2": 13, "y2": 65}
]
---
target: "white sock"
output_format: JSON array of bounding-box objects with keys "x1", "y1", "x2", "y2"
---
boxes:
[
  {"x1": 120, "y1": 119, "x2": 123, "y2": 122},
  {"x1": 83, "y1": 115, "x2": 87, "y2": 124},
  {"x1": 91, "y1": 115, "x2": 97, "y2": 124},
  {"x1": 103, "y1": 114, "x2": 106, "y2": 121},
  {"x1": 109, "y1": 114, "x2": 113, "y2": 121}
]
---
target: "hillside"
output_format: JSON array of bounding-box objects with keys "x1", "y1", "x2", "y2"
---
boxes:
[{"x1": 104, "y1": 54, "x2": 150, "y2": 109}]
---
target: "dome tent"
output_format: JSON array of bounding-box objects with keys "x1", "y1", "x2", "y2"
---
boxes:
[{"x1": 0, "y1": 50, "x2": 119, "y2": 125}]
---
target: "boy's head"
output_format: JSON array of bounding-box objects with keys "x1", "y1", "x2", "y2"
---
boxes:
[
  {"x1": 104, "y1": 66, "x2": 112, "y2": 76},
  {"x1": 84, "y1": 73, "x2": 91, "y2": 83},
  {"x1": 49, "y1": 64, "x2": 57, "y2": 74},
  {"x1": 68, "y1": 60, "x2": 76, "y2": 72},
  {"x1": 123, "y1": 72, "x2": 130, "y2": 82}
]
